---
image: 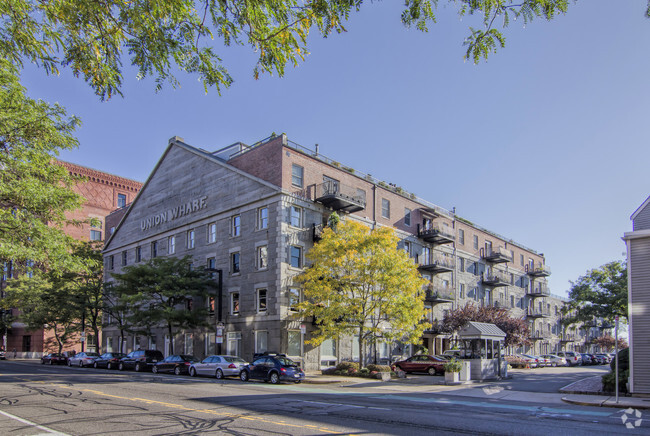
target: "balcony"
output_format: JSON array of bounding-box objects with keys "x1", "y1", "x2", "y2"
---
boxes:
[
  {"x1": 526, "y1": 284, "x2": 550, "y2": 298},
  {"x1": 481, "y1": 270, "x2": 510, "y2": 287},
  {"x1": 560, "y1": 334, "x2": 576, "y2": 343},
  {"x1": 315, "y1": 181, "x2": 366, "y2": 213},
  {"x1": 529, "y1": 331, "x2": 547, "y2": 340},
  {"x1": 525, "y1": 264, "x2": 551, "y2": 277},
  {"x1": 481, "y1": 247, "x2": 513, "y2": 264},
  {"x1": 526, "y1": 308, "x2": 551, "y2": 318},
  {"x1": 424, "y1": 286, "x2": 454, "y2": 304},
  {"x1": 417, "y1": 253, "x2": 455, "y2": 275},
  {"x1": 417, "y1": 224, "x2": 455, "y2": 245}
]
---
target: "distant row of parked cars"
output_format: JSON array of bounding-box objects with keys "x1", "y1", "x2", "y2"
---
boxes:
[
  {"x1": 506, "y1": 351, "x2": 614, "y2": 368},
  {"x1": 40, "y1": 350, "x2": 305, "y2": 384}
]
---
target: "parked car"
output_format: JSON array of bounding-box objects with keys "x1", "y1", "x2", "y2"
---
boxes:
[
  {"x1": 67, "y1": 352, "x2": 100, "y2": 367},
  {"x1": 588, "y1": 354, "x2": 604, "y2": 365},
  {"x1": 189, "y1": 355, "x2": 248, "y2": 379},
  {"x1": 528, "y1": 355, "x2": 550, "y2": 367},
  {"x1": 240, "y1": 354, "x2": 304, "y2": 384},
  {"x1": 118, "y1": 349, "x2": 164, "y2": 372},
  {"x1": 556, "y1": 351, "x2": 582, "y2": 366},
  {"x1": 392, "y1": 354, "x2": 447, "y2": 375},
  {"x1": 41, "y1": 353, "x2": 67, "y2": 365},
  {"x1": 539, "y1": 354, "x2": 567, "y2": 367},
  {"x1": 521, "y1": 354, "x2": 541, "y2": 368},
  {"x1": 152, "y1": 355, "x2": 199, "y2": 375},
  {"x1": 0, "y1": 349, "x2": 6, "y2": 360},
  {"x1": 580, "y1": 353, "x2": 593, "y2": 365},
  {"x1": 92, "y1": 352, "x2": 126, "y2": 369}
]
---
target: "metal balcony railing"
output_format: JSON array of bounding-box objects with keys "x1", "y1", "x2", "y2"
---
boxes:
[
  {"x1": 417, "y1": 253, "x2": 455, "y2": 274},
  {"x1": 314, "y1": 181, "x2": 366, "y2": 213},
  {"x1": 417, "y1": 224, "x2": 455, "y2": 245},
  {"x1": 525, "y1": 264, "x2": 551, "y2": 277},
  {"x1": 481, "y1": 270, "x2": 510, "y2": 287},
  {"x1": 424, "y1": 286, "x2": 454, "y2": 304},
  {"x1": 481, "y1": 247, "x2": 513, "y2": 264},
  {"x1": 526, "y1": 308, "x2": 551, "y2": 318},
  {"x1": 526, "y1": 284, "x2": 550, "y2": 298}
]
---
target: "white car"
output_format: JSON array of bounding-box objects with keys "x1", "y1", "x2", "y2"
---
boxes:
[
  {"x1": 67, "y1": 352, "x2": 100, "y2": 367},
  {"x1": 189, "y1": 355, "x2": 248, "y2": 379},
  {"x1": 540, "y1": 354, "x2": 567, "y2": 367}
]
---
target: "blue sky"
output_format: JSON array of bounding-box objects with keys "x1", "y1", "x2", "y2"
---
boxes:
[{"x1": 21, "y1": 0, "x2": 649, "y2": 296}]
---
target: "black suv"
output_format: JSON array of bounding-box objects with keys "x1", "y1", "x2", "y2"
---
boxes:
[
  {"x1": 240, "y1": 354, "x2": 304, "y2": 384},
  {"x1": 118, "y1": 349, "x2": 164, "y2": 372}
]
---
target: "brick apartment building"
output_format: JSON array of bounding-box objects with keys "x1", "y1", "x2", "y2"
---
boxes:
[
  {"x1": 101, "y1": 134, "x2": 575, "y2": 369},
  {"x1": 1, "y1": 161, "x2": 141, "y2": 357}
]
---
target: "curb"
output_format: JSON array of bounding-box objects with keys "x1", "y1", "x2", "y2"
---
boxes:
[{"x1": 562, "y1": 396, "x2": 650, "y2": 410}]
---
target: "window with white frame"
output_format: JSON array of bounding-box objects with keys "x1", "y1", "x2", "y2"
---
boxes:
[
  {"x1": 168, "y1": 236, "x2": 175, "y2": 254},
  {"x1": 258, "y1": 207, "x2": 268, "y2": 230},
  {"x1": 257, "y1": 245, "x2": 268, "y2": 269},
  {"x1": 232, "y1": 215, "x2": 241, "y2": 237},
  {"x1": 473, "y1": 235, "x2": 479, "y2": 249},
  {"x1": 289, "y1": 287, "x2": 301, "y2": 311},
  {"x1": 108, "y1": 255, "x2": 114, "y2": 270},
  {"x1": 381, "y1": 198, "x2": 390, "y2": 219},
  {"x1": 458, "y1": 229, "x2": 465, "y2": 245},
  {"x1": 255, "y1": 331, "x2": 268, "y2": 353},
  {"x1": 287, "y1": 330, "x2": 302, "y2": 356},
  {"x1": 320, "y1": 338, "x2": 337, "y2": 368},
  {"x1": 117, "y1": 193, "x2": 127, "y2": 208},
  {"x1": 227, "y1": 332, "x2": 241, "y2": 356},
  {"x1": 459, "y1": 283, "x2": 465, "y2": 299},
  {"x1": 187, "y1": 229, "x2": 195, "y2": 249},
  {"x1": 151, "y1": 241, "x2": 158, "y2": 258},
  {"x1": 184, "y1": 333, "x2": 193, "y2": 355},
  {"x1": 291, "y1": 164, "x2": 304, "y2": 188},
  {"x1": 404, "y1": 208, "x2": 411, "y2": 226},
  {"x1": 403, "y1": 241, "x2": 411, "y2": 256},
  {"x1": 290, "y1": 205, "x2": 302, "y2": 227},
  {"x1": 90, "y1": 229, "x2": 102, "y2": 241},
  {"x1": 231, "y1": 252, "x2": 240, "y2": 274},
  {"x1": 135, "y1": 246, "x2": 142, "y2": 262},
  {"x1": 231, "y1": 292, "x2": 240, "y2": 315},
  {"x1": 257, "y1": 289, "x2": 267, "y2": 313},
  {"x1": 290, "y1": 246, "x2": 302, "y2": 268},
  {"x1": 208, "y1": 223, "x2": 217, "y2": 243}
]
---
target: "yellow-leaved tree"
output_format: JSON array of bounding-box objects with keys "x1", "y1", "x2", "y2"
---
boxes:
[{"x1": 296, "y1": 219, "x2": 429, "y2": 366}]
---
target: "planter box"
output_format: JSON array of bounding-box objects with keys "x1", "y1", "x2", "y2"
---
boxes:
[{"x1": 445, "y1": 371, "x2": 460, "y2": 383}]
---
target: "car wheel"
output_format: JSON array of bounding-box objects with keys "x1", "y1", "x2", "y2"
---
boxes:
[
  {"x1": 93, "y1": 362, "x2": 98, "y2": 369},
  {"x1": 79, "y1": 361, "x2": 83, "y2": 368},
  {"x1": 174, "y1": 367, "x2": 181, "y2": 376},
  {"x1": 118, "y1": 362, "x2": 124, "y2": 371},
  {"x1": 49, "y1": 360, "x2": 54, "y2": 365},
  {"x1": 107, "y1": 363, "x2": 112, "y2": 370},
  {"x1": 68, "y1": 360, "x2": 72, "y2": 367},
  {"x1": 189, "y1": 367, "x2": 196, "y2": 377},
  {"x1": 152, "y1": 366, "x2": 158, "y2": 374},
  {"x1": 552, "y1": 362, "x2": 557, "y2": 367},
  {"x1": 134, "y1": 363, "x2": 141, "y2": 372},
  {"x1": 427, "y1": 367, "x2": 437, "y2": 376},
  {"x1": 215, "y1": 369, "x2": 224, "y2": 379},
  {"x1": 269, "y1": 372, "x2": 280, "y2": 384},
  {"x1": 294, "y1": 380, "x2": 302, "y2": 384},
  {"x1": 240, "y1": 371, "x2": 249, "y2": 382}
]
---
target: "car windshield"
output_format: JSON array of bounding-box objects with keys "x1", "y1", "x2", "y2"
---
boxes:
[
  {"x1": 224, "y1": 356, "x2": 246, "y2": 363},
  {"x1": 276, "y1": 357, "x2": 298, "y2": 367},
  {"x1": 86, "y1": 353, "x2": 99, "y2": 357}
]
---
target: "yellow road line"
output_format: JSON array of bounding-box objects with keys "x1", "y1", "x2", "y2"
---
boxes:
[{"x1": 15, "y1": 379, "x2": 341, "y2": 434}]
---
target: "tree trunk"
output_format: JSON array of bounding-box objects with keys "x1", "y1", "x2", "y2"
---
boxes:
[
  {"x1": 358, "y1": 326, "x2": 364, "y2": 368},
  {"x1": 168, "y1": 323, "x2": 174, "y2": 355}
]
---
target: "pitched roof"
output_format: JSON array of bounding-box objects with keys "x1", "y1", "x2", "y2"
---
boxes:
[{"x1": 458, "y1": 321, "x2": 506, "y2": 340}]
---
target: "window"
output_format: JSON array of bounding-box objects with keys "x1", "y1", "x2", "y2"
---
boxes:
[
  {"x1": 257, "y1": 245, "x2": 268, "y2": 269},
  {"x1": 485, "y1": 240, "x2": 492, "y2": 254},
  {"x1": 255, "y1": 331, "x2": 268, "y2": 353},
  {"x1": 473, "y1": 235, "x2": 479, "y2": 249},
  {"x1": 117, "y1": 193, "x2": 126, "y2": 208},
  {"x1": 404, "y1": 208, "x2": 411, "y2": 226},
  {"x1": 135, "y1": 246, "x2": 142, "y2": 262},
  {"x1": 323, "y1": 176, "x2": 339, "y2": 194},
  {"x1": 458, "y1": 229, "x2": 465, "y2": 245},
  {"x1": 121, "y1": 251, "x2": 127, "y2": 266},
  {"x1": 184, "y1": 333, "x2": 193, "y2": 355},
  {"x1": 231, "y1": 252, "x2": 240, "y2": 274},
  {"x1": 529, "y1": 258, "x2": 534, "y2": 270},
  {"x1": 290, "y1": 246, "x2": 302, "y2": 268},
  {"x1": 291, "y1": 164, "x2": 304, "y2": 188},
  {"x1": 90, "y1": 230, "x2": 102, "y2": 241},
  {"x1": 288, "y1": 331, "x2": 302, "y2": 356},
  {"x1": 227, "y1": 332, "x2": 241, "y2": 356},
  {"x1": 108, "y1": 255, "x2": 114, "y2": 270},
  {"x1": 458, "y1": 257, "x2": 465, "y2": 272},
  {"x1": 421, "y1": 246, "x2": 431, "y2": 264},
  {"x1": 403, "y1": 241, "x2": 411, "y2": 256},
  {"x1": 511, "y1": 295, "x2": 515, "y2": 308},
  {"x1": 208, "y1": 296, "x2": 215, "y2": 315},
  {"x1": 289, "y1": 288, "x2": 301, "y2": 311},
  {"x1": 187, "y1": 229, "x2": 195, "y2": 249},
  {"x1": 231, "y1": 292, "x2": 240, "y2": 315},
  {"x1": 381, "y1": 198, "x2": 390, "y2": 219},
  {"x1": 168, "y1": 236, "x2": 175, "y2": 254},
  {"x1": 320, "y1": 339, "x2": 336, "y2": 368},
  {"x1": 257, "y1": 289, "x2": 267, "y2": 312},
  {"x1": 520, "y1": 254, "x2": 524, "y2": 266},
  {"x1": 459, "y1": 284, "x2": 465, "y2": 299},
  {"x1": 207, "y1": 257, "x2": 216, "y2": 270},
  {"x1": 208, "y1": 223, "x2": 217, "y2": 243},
  {"x1": 258, "y1": 207, "x2": 268, "y2": 230},
  {"x1": 232, "y1": 215, "x2": 241, "y2": 237},
  {"x1": 290, "y1": 205, "x2": 302, "y2": 227},
  {"x1": 151, "y1": 241, "x2": 158, "y2": 258}
]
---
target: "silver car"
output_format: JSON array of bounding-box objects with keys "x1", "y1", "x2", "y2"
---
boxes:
[
  {"x1": 67, "y1": 352, "x2": 100, "y2": 367},
  {"x1": 540, "y1": 354, "x2": 567, "y2": 367},
  {"x1": 189, "y1": 355, "x2": 248, "y2": 379}
]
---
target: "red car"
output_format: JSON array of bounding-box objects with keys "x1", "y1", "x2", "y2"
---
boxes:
[
  {"x1": 392, "y1": 355, "x2": 446, "y2": 375},
  {"x1": 41, "y1": 353, "x2": 67, "y2": 365}
]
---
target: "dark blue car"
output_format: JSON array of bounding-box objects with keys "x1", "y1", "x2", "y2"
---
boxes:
[{"x1": 240, "y1": 354, "x2": 304, "y2": 384}]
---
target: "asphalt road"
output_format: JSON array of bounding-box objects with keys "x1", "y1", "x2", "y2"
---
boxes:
[{"x1": 0, "y1": 361, "x2": 644, "y2": 435}]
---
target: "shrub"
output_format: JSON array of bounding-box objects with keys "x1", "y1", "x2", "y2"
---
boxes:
[
  {"x1": 321, "y1": 367, "x2": 337, "y2": 375},
  {"x1": 443, "y1": 359, "x2": 463, "y2": 373},
  {"x1": 336, "y1": 361, "x2": 360, "y2": 372},
  {"x1": 610, "y1": 348, "x2": 629, "y2": 372},
  {"x1": 366, "y1": 364, "x2": 391, "y2": 373},
  {"x1": 359, "y1": 368, "x2": 369, "y2": 375},
  {"x1": 602, "y1": 369, "x2": 629, "y2": 393}
]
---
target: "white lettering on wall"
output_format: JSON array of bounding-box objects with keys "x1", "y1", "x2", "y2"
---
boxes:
[{"x1": 141, "y1": 196, "x2": 208, "y2": 231}]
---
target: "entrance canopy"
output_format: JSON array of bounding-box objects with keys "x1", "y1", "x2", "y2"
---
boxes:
[{"x1": 458, "y1": 321, "x2": 506, "y2": 341}]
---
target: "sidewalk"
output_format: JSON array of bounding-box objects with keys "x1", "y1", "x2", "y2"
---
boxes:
[{"x1": 559, "y1": 375, "x2": 650, "y2": 410}]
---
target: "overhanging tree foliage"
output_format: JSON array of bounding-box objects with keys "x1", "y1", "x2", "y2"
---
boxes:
[
  {"x1": 296, "y1": 220, "x2": 429, "y2": 366},
  {"x1": 441, "y1": 303, "x2": 530, "y2": 347},
  {"x1": 561, "y1": 260, "x2": 628, "y2": 328},
  {"x1": 592, "y1": 334, "x2": 627, "y2": 352},
  {"x1": 110, "y1": 256, "x2": 216, "y2": 354},
  {"x1": 0, "y1": 1, "x2": 581, "y2": 99}
]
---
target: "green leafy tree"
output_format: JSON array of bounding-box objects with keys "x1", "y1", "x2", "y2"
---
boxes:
[
  {"x1": 110, "y1": 256, "x2": 215, "y2": 354},
  {"x1": 561, "y1": 261, "x2": 628, "y2": 327},
  {"x1": 0, "y1": 59, "x2": 86, "y2": 274},
  {"x1": 592, "y1": 334, "x2": 627, "y2": 353},
  {"x1": 296, "y1": 220, "x2": 429, "y2": 366},
  {"x1": 441, "y1": 303, "x2": 530, "y2": 347},
  {"x1": 0, "y1": 1, "x2": 580, "y2": 99}
]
